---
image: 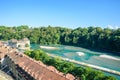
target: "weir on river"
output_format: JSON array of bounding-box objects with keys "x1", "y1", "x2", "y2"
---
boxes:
[{"x1": 48, "y1": 54, "x2": 120, "y2": 76}]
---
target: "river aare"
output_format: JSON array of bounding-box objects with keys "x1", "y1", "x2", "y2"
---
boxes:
[{"x1": 31, "y1": 44, "x2": 120, "y2": 79}]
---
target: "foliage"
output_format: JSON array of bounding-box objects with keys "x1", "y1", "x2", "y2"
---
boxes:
[
  {"x1": 0, "y1": 25, "x2": 120, "y2": 53},
  {"x1": 24, "y1": 50, "x2": 117, "y2": 80}
]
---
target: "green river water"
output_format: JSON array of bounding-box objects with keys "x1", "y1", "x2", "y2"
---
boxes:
[{"x1": 31, "y1": 44, "x2": 120, "y2": 79}]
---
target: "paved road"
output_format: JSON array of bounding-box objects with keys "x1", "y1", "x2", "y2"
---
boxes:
[{"x1": 0, "y1": 70, "x2": 13, "y2": 80}]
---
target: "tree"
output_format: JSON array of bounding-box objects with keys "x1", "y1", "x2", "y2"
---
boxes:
[{"x1": 81, "y1": 74, "x2": 86, "y2": 80}]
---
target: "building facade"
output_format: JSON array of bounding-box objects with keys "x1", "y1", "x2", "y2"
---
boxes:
[{"x1": 8, "y1": 38, "x2": 30, "y2": 50}]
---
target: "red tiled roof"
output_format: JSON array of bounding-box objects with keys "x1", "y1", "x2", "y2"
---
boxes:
[
  {"x1": 0, "y1": 42, "x2": 75, "y2": 80},
  {"x1": 8, "y1": 52, "x2": 71, "y2": 80}
]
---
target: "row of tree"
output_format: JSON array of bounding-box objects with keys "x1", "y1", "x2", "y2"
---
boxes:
[
  {"x1": 0, "y1": 25, "x2": 120, "y2": 53},
  {"x1": 24, "y1": 49, "x2": 116, "y2": 80}
]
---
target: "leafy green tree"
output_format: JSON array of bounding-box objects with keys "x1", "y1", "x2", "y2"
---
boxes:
[{"x1": 81, "y1": 74, "x2": 86, "y2": 80}]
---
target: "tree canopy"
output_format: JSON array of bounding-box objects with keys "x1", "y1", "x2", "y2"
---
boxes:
[{"x1": 0, "y1": 25, "x2": 120, "y2": 54}]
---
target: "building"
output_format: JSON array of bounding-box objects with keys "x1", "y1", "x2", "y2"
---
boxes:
[
  {"x1": 0, "y1": 41, "x2": 75, "y2": 80},
  {"x1": 8, "y1": 38, "x2": 30, "y2": 50}
]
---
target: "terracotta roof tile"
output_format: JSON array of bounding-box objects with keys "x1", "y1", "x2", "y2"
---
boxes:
[{"x1": 0, "y1": 42, "x2": 75, "y2": 80}]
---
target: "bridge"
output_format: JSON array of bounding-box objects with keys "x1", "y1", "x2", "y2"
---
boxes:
[{"x1": 48, "y1": 54, "x2": 120, "y2": 76}]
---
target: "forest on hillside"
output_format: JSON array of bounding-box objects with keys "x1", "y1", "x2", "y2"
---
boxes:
[{"x1": 0, "y1": 25, "x2": 120, "y2": 54}]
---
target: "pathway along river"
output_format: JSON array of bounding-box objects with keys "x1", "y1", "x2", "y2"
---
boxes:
[{"x1": 31, "y1": 44, "x2": 120, "y2": 79}]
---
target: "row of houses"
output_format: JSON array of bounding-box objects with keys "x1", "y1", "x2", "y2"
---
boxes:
[{"x1": 0, "y1": 40, "x2": 76, "y2": 80}]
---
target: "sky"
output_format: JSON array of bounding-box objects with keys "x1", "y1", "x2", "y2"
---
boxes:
[{"x1": 0, "y1": 0, "x2": 120, "y2": 29}]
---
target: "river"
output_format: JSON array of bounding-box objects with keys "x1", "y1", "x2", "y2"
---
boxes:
[{"x1": 31, "y1": 44, "x2": 120, "y2": 79}]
